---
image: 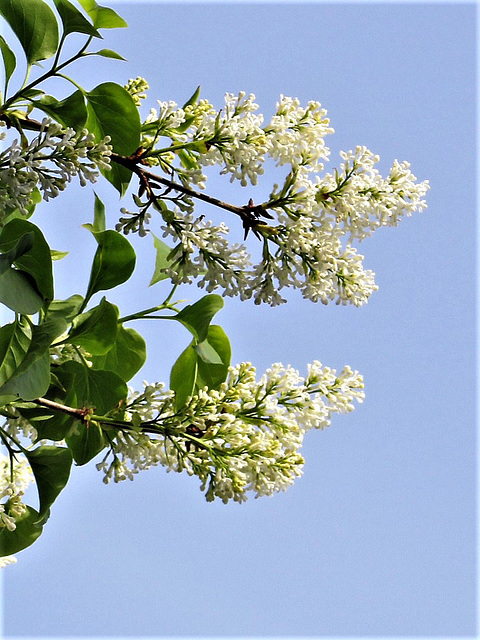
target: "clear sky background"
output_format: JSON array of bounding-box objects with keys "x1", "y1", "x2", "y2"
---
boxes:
[{"x1": 1, "y1": 1, "x2": 477, "y2": 638}]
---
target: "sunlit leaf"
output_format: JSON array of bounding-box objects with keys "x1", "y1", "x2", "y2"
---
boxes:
[
  {"x1": 77, "y1": 0, "x2": 127, "y2": 29},
  {"x1": 53, "y1": 0, "x2": 101, "y2": 38},
  {"x1": 175, "y1": 294, "x2": 224, "y2": 342},
  {"x1": 150, "y1": 233, "x2": 175, "y2": 285},
  {"x1": 0, "y1": 0, "x2": 59, "y2": 66},
  {"x1": 90, "y1": 48, "x2": 126, "y2": 61},
  {"x1": 196, "y1": 325, "x2": 231, "y2": 391}
]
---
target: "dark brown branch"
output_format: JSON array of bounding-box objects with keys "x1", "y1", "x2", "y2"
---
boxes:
[{"x1": 111, "y1": 152, "x2": 274, "y2": 236}]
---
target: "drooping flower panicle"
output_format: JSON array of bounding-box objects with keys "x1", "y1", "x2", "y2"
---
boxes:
[{"x1": 96, "y1": 361, "x2": 364, "y2": 503}]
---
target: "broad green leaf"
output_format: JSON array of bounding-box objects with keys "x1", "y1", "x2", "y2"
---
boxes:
[
  {"x1": 202, "y1": 325, "x2": 231, "y2": 365},
  {"x1": 150, "y1": 233, "x2": 174, "y2": 285},
  {"x1": 84, "y1": 229, "x2": 136, "y2": 303},
  {"x1": 86, "y1": 82, "x2": 140, "y2": 194},
  {"x1": 0, "y1": 232, "x2": 34, "y2": 275},
  {"x1": 58, "y1": 361, "x2": 127, "y2": 415},
  {"x1": 25, "y1": 445, "x2": 72, "y2": 523},
  {"x1": 65, "y1": 419, "x2": 104, "y2": 465},
  {"x1": 0, "y1": 34, "x2": 16, "y2": 94},
  {"x1": 0, "y1": 0, "x2": 59, "y2": 66},
  {"x1": 32, "y1": 91, "x2": 87, "y2": 131},
  {"x1": 0, "y1": 268, "x2": 44, "y2": 314},
  {"x1": 0, "y1": 348, "x2": 48, "y2": 401},
  {"x1": 0, "y1": 506, "x2": 43, "y2": 556},
  {"x1": 77, "y1": 0, "x2": 127, "y2": 29},
  {"x1": 196, "y1": 325, "x2": 231, "y2": 391},
  {"x1": 67, "y1": 297, "x2": 118, "y2": 355},
  {"x1": 0, "y1": 219, "x2": 54, "y2": 302},
  {"x1": 175, "y1": 294, "x2": 224, "y2": 342},
  {"x1": 47, "y1": 294, "x2": 84, "y2": 323},
  {"x1": 0, "y1": 316, "x2": 32, "y2": 387},
  {"x1": 0, "y1": 316, "x2": 67, "y2": 400},
  {"x1": 90, "y1": 48, "x2": 126, "y2": 61},
  {"x1": 194, "y1": 340, "x2": 223, "y2": 365},
  {"x1": 53, "y1": 0, "x2": 100, "y2": 37},
  {"x1": 91, "y1": 325, "x2": 146, "y2": 382},
  {"x1": 170, "y1": 343, "x2": 198, "y2": 409},
  {"x1": 24, "y1": 367, "x2": 78, "y2": 441}
]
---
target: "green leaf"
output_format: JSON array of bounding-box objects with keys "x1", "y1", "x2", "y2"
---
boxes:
[
  {"x1": 47, "y1": 294, "x2": 84, "y2": 323},
  {"x1": 0, "y1": 268, "x2": 44, "y2": 314},
  {"x1": 0, "y1": 316, "x2": 32, "y2": 387},
  {"x1": 23, "y1": 367, "x2": 78, "y2": 441},
  {"x1": 175, "y1": 294, "x2": 224, "y2": 342},
  {"x1": 67, "y1": 297, "x2": 118, "y2": 355},
  {"x1": 84, "y1": 229, "x2": 136, "y2": 303},
  {"x1": 58, "y1": 361, "x2": 127, "y2": 415},
  {"x1": 182, "y1": 85, "x2": 201, "y2": 109},
  {"x1": 194, "y1": 340, "x2": 223, "y2": 365},
  {"x1": 0, "y1": 506, "x2": 43, "y2": 556},
  {"x1": 25, "y1": 445, "x2": 72, "y2": 523},
  {"x1": 91, "y1": 325, "x2": 146, "y2": 382},
  {"x1": 0, "y1": 219, "x2": 54, "y2": 302},
  {"x1": 82, "y1": 192, "x2": 106, "y2": 233},
  {"x1": 0, "y1": 34, "x2": 16, "y2": 94},
  {"x1": 177, "y1": 148, "x2": 198, "y2": 171},
  {"x1": 196, "y1": 325, "x2": 231, "y2": 391},
  {"x1": 150, "y1": 233, "x2": 174, "y2": 285},
  {"x1": 77, "y1": 0, "x2": 127, "y2": 29},
  {"x1": 0, "y1": 316, "x2": 67, "y2": 400},
  {"x1": 0, "y1": 0, "x2": 59, "y2": 66},
  {"x1": 0, "y1": 232, "x2": 34, "y2": 275},
  {"x1": 50, "y1": 250, "x2": 69, "y2": 261},
  {"x1": 53, "y1": 0, "x2": 101, "y2": 38},
  {"x1": 86, "y1": 82, "x2": 140, "y2": 194},
  {"x1": 32, "y1": 90, "x2": 87, "y2": 131},
  {"x1": 65, "y1": 419, "x2": 105, "y2": 465},
  {"x1": 90, "y1": 48, "x2": 126, "y2": 61},
  {"x1": 170, "y1": 343, "x2": 198, "y2": 409}
]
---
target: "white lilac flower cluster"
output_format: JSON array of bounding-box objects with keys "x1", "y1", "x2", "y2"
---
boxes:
[
  {"x1": 0, "y1": 119, "x2": 112, "y2": 223},
  {"x1": 132, "y1": 91, "x2": 429, "y2": 306},
  {"x1": 0, "y1": 453, "x2": 34, "y2": 567},
  {"x1": 96, "y1": 361, "x2": 364, "y2": 503}
]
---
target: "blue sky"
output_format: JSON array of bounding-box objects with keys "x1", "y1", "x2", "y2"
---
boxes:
[{"x1": 1, "y1": 1, "x2": 477, "y2": 638}]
